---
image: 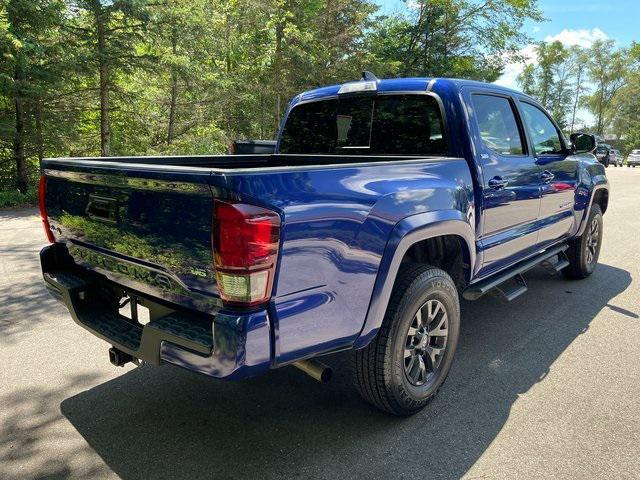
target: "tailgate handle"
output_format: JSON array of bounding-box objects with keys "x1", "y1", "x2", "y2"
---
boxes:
[{"x1": 86, "y1": 195, "x2": 118, "y2": 223}]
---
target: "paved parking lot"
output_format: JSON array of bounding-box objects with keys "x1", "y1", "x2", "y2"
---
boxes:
[{"x1": 1, "y1": 167, "x2": 639, "y2": 480}]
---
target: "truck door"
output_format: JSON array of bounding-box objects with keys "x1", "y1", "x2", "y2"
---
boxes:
[
  {"x1": 518, "y1": 100, "x2": 578, "y2": 246},
  {"x1": 466, "y1": 91, "x2": 543, "y2": 275}
]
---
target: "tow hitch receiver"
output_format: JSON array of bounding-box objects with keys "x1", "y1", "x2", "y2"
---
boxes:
[{"x1": 109, "y1": 347, "x2": 134, "y2": 367}]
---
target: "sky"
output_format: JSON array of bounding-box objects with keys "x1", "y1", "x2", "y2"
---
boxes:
[{"x1": 376, "y1": 0, "x2": 639, "y2": 89}]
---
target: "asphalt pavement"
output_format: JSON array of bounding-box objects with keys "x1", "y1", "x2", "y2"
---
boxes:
[{"x1": 1, "y1": 166, "x2": 639, "y2": 479}]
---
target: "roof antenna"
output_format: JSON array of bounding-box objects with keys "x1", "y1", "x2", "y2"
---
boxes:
[{"x1": 361, "y1": 71, "x2": 379, "y2": 82}]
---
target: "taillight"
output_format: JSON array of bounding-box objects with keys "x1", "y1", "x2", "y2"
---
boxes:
[
  {"x1": 212, "y1": 200, "x2": 280, "y2": 306},
  {"x1": 38, "y1": 175, "x2": 55, "y2": 243}
]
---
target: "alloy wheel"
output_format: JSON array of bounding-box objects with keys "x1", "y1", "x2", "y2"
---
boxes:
[
  {"x1": 404, "y1": 299, "x2": 449, "y2": 386},
  {"x1": 586, "y1": 216, "x2": 600, "y2": 265}
]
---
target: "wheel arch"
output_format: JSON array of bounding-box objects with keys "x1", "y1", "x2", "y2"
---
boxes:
[
  {"x1": 353, "y1": 210, "x2": 475, "y2": 349},
  {"x1": 592, "y1": 188, "x2": 609, "y2": 215},
  {"x1": 576, "y1": 181, "x2": 609, "y2": 237}
]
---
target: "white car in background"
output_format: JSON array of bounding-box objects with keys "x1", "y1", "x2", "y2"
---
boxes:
[{"x1": 628, "y1": 149, "x2": 640, "y2": 167}]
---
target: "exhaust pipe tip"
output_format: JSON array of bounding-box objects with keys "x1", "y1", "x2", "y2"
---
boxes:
[
  {"x1": 320, "y1": 367, "x2": 332, "y2": 383},
  {"x1": 292, "y1": 359, "x2": 332, "y2": 383}
]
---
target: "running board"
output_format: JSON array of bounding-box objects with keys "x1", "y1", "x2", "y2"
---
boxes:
[
  {"x1": 463, "y1": 244, "x2": 569, "y2": 302},
  {"x1": 541, "y1": 249, "x2": 570, "y2": 273}
]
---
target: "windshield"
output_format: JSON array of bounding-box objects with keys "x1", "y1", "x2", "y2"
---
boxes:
[{"x1": 279, "y1": 94, "x2": 447, "y2": 156}]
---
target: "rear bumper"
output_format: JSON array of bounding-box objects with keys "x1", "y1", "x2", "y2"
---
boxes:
[{"x1": 40, "y1": 244, "x2": 271, "y2": 379}]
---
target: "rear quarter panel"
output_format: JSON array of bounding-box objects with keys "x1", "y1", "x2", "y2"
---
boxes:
[{"x1": 214, "y1": 158, "x2": 474, "y2": 364}]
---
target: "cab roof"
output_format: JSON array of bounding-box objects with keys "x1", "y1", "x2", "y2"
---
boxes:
[{"x1": 295, "y1": 77, "x2": 530, "y2": 103}]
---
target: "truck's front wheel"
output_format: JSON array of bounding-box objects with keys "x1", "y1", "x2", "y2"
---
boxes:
[{"x1": 353, "y1": 265, "x2": 460, "y2": 416}]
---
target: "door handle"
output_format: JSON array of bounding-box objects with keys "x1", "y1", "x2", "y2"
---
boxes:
[
  {"x1": 541, "y1": 170, "x2": 555, "y2": 183},
  {"x1": 488, "y1": 176, "x2": 508, "y2": 190}
]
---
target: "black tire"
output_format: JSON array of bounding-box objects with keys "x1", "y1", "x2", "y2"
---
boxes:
[
  {"x1": 352, "y1": 265, "x2": 460, "y2": 416},
  {"x1": 563, "y1": 204, "x2": 603, "y2": 279}
]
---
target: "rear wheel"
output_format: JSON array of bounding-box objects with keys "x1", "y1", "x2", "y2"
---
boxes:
[
  {"x1": 352, "y1": 265, "x2": 460, "y2": 416},
  {"x1": 563, "y1": 204, "x2": 603, "y2": 279}
]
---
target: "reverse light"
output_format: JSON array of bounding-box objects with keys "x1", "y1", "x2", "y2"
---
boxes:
[
  {"x1": 38, "y1": 175, "x2": 55, "y2": 243},
  {"x1": 212, "y1": 200, "x2": 281, "y2": 306}
]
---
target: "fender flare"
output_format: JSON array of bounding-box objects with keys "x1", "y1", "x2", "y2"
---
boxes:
[
  {"x1": 576, "y1": 181, "x2": 609, "y2": 237},
  {"x1": 353, "y1": 210, "x2": 475, "y2": 349}
]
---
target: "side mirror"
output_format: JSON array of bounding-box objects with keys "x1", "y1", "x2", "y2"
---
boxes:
[{"x1": 570, "y1": 133, "x2": 596, "y2": 154}]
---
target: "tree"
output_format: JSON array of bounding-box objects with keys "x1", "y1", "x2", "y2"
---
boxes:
[
  {"x1": 369, "y1": 0, "x2": 543, "y2": 81},
  {"x1": 0, "y1": 0, "x2": 66, "y2": 192},
  {"x1": 66, "y1": 0, "x2": 151, "y2": 156},
  {"x1": 518, "y1": 64, "x2": 536, "y2": 96},
  {"x1": 612, "y1": 42, "x2": 640, "y2": 152},
  {"x1": 568, "y1": 47, "x2": 589, "y2": 135},
  {"x1": 583, "y1": 39, "x2": 629, "y2": 135},
  {"x1": 9, "y1": 0, "x2": 614, "y2": 201},
  {"x1": 516, "y1": 41, "x2": 582, "y2": 129},
  {"x1": 146, "y1": 0, "x2": 220, "y2": 147}
]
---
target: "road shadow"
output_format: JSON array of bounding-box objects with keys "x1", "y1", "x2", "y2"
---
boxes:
[
  {"x1": 0, "y1": 374, "x2": 106, "y2": 480},
  {"x1": 3, "y1": 263, "x2": 631, "y2": 479}
]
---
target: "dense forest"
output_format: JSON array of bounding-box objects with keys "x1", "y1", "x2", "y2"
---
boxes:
[{"x1": 0, "y1": 0, "x2": 638, "y2": 205}]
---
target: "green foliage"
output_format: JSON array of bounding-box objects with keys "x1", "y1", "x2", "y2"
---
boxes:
[
  {"x1": 582, "y1": 40, "x2": 630, "y2": 136},
  {"x1": 370, "y1": 0, "x2": 543, "y2": 81},
  {"x1": 1, "y1": 0, "x2": 579, "y2": 200},
  {"x1": 58, "y1": 213, "x2": 210, "y2": 274},
  {"x1": 612, "y1": 42, "x2": 640, "y2": 153},
  {"x1": 0, "y1": 185, "x2": 36, "y2": 207},
  {"x1": 516, "y1": 41, "x2": 581, "y2": 129},
  {"x1": 517, "y1": 39, "x2": 637, "y2": 138}
]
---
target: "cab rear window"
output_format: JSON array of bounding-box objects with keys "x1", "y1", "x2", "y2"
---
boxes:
[{"x1": 279, "y1": 94, "x2": 447, "y2": 156}]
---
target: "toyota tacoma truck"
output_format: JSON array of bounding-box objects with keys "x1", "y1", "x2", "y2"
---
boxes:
[{"x1": 39, "y1": 75, "x2": 608, "y2": 416}]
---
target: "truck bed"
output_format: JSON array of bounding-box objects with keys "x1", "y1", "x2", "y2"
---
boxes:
[
  {"x1": 40, "y1": 153, "x2": 473, "y2": 366},
  {"x1": 44, "y1": 153, "x2": 448, "y2": 170}
]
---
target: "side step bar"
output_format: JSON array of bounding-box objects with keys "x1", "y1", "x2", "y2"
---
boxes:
[{"x1": 463, "y1": 244, "x2": 569, "y2": 302}]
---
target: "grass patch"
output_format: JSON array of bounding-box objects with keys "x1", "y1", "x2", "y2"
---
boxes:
[{"x1": 0, "y1": 188, "x2": 38, "y2": 209}]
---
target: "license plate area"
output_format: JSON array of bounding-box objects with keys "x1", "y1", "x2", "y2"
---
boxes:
[{"x1": 118, "y1": 294, "x2": 151, "y2": 326}]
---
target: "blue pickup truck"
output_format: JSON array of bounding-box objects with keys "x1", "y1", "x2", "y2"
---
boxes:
[{"x1": 39, "y1": 75, "x2": 608, "y2": 416}]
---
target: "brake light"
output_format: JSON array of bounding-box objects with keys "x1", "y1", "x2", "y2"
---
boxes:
[
  {"x1": 38, "y1": 176, "x2": 55, "y2": 243},
  {"x1": 212, "y1": 200, "x2": 280, "y2": 306}
]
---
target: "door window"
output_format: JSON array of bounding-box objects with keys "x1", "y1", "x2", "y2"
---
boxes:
[
  {"x1": 472, "y1": 94, "x2": 525, "y2": 156},
  {"x1": 520, "y1": 102, "x2": 564, "y2": 155}
]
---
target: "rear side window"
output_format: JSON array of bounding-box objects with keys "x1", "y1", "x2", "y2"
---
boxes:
[
  {"x1": 279, "y1": 94, "x2": 447, "y2": 156},
  {"x1": 520, "y1": 102, "x2": 564, "y2": 155},
  {"x1": 472, "y1": 94, "x2": 524, "y2": 156},
  {"x1": 278, "y1": 99, "x2": 338, "y2": 154}
]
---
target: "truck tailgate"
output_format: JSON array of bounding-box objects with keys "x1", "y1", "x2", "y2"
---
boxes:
[{"x1": 42, "y1": 159, "x2": 220, "y2": 312}]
